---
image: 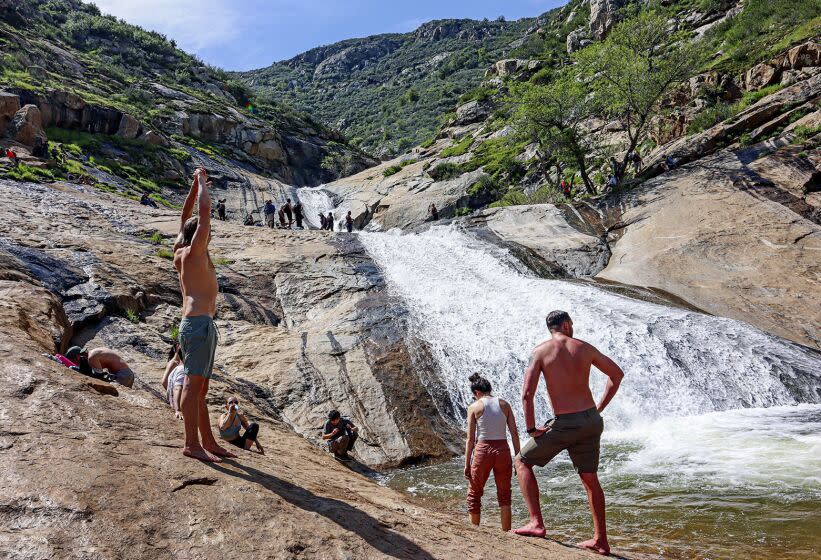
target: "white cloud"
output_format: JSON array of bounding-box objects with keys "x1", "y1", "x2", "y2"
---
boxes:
[{"x1": 89, "y1": 0, "x2": 243, "y2": 52}]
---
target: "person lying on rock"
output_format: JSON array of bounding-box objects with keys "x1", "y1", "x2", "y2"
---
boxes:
[
  {"x1": 161, "y1": 343, "x2": 184, "y2": 420},
  {"x1": 512, "y1": 310, "x2": 624, "y2": 556},
  {"x1": 173, "y1": 168, "x2": 234, "y2": 463},
  {"x1": 464, "y1": 372, "x2": 519, "y2": 532},
  {"x1": 65, "y1": 346, "x2": 135, "y2": 387},
  {"x1": 218, "y1": 396, "x2": 264, "y2": 454},
  {"x1": 323, "y1": 410, "x2": 358, "y2": 460},
  {"x1": 140, "y1": 193, "x2": 159, "y2": 208}
]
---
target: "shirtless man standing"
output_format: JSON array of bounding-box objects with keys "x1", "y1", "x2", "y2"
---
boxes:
[
  {"x1": 513, "y1": 310, "x2": 624, "y2": 556},
  {"x1": 173, "y1": 168, "x2": 235, "y2": 462}
]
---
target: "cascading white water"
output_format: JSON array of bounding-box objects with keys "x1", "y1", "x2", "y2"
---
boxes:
[
  {"x1": 360, "y1": 226, "x2": 821, "y2": 431},
  {"x1": 294, "y1": 186, "x2": 334, "y2": 229}
]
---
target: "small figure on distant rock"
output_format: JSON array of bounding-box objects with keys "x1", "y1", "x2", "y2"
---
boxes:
[
  {"x1": 161, "y1": 343, "x2": 184, "y2": 420},
  {"x1": 66, "y1": 346, "x2": 135, "y2": 388},
  {"x1": 6, "y1": 148, "x2": 18, "y2": 167},
  {"x1": 561, "y1": 178, "x2": 572, "y2": 200},
  {"x1": 263, "y1": 199, "x2": 276, "y2": 229},
  {"x1": 665, "y1": 155, "x2": 678, "y2": 171},
  {"x1": 140, "y1": 193, "x2": 159, "y2": 208},
  {"x1": 216, "y1": 199, "x2": 227, "y2": 221},
  {"x1": 319, "y1": 212, "x2": 327, "y2": 230},
  {"x1": 219, "y1": 395, "x2": 265, "y2": 454},
  {"x1": 32, "y1": 137, "x2": 47, "y2": 158},
  {"x1": 244, "y1": 212, "x2": 259, "y2": 226},
  {"x1": 323, "y1": 410, "x2": 358, "y2": 460},
  {"x1": 284, "y1": 198, "x2": 293, "y2": 228},
  {"x1": 325, "y1": 212, "x2": 334, "y2": 231},
  {"x1": 293, "y1": 200, "x2": 304, "y2": 229},
  {"x1": 173, "y1": 168, "x2": 235, "y2": 463},
  {"x1": 278, "y1": 205, "x2": 287, "y2": 228},
  {"x1": 345, "y1": 211, "x2": 353, "y2": 233},
  {"x1": 428, "y1": 203, "x2": 439, "y2": 221},
  {"x1": 630, "y1": 151, "x2": 642, "y2": 174}
]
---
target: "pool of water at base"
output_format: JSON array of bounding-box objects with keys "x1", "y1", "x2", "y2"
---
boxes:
[{"x1": 381, "y1": 405, "x2": 821, "y2": 559}]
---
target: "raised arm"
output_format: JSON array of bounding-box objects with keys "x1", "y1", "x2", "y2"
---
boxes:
[
  {"x1": 189, "y1": 169, "x2": 212, "y2": 255},
  {"x1": 502, "y1": 400, "x2": 520, "y2": 456},
  {"x1": 179, "y1": 172, "x2": 199, "y2": 233},
  {"x1": 522, "y1": 351, "x2": 542, "y2": 435},
  {"x1": 218, "y1": 407, "x2": 237, "y2": 431},
  {"x1": 464, "y1": 405, "x2": 477, "y2": 480},
  {"x1": 592, "y1": 347, "x2": 624, "y2": 413}
]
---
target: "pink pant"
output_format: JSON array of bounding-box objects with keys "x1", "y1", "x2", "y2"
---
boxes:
[{"x1": 467, "y1": 440, "x2": 512, "y2": 514}]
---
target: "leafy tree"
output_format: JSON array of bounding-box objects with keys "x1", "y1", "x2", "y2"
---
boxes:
[
  {"x1": 576, "y1": 7, "x2": 701, "y2": 182},
  {"x1": 511, "y1": 69, "x2": 600, "y2": 194}
]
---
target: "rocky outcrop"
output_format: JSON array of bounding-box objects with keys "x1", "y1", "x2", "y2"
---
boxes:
[
  {"x1": 6, "y1": 104, "x2": 46, "y2": 145},
  {"x1": 462, "y1": 204, "x2": 611, "y2": 278},
  {"x1": 589, "y1": 0, "x2": 626, "y2": 39},
  {"x1": 0, "y1": 178, "x2": 459, "y2": 468},
  {"x1": 484, "y1": 58, "x2": 543, "y2": 80},
  {"x1": 0, "y1": 91, "x2": 20, "y2": 136},
  {"x1": 599, "y1": 146, "x2": 821, "y2": 349}
]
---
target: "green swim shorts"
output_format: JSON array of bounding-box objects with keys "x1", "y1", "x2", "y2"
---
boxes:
[
  {"x1": 517, "y1": 407, "x2": 604, "y2": 473},
  {"x1": 179, "y1": 315, "x2": 217, "y2": 379}
]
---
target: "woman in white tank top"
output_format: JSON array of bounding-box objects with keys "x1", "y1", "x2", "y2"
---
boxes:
[{"x1": 464, "y1": 373, "x2": 520, "y2": 531}]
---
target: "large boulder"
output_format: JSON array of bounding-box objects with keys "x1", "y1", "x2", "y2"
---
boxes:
[
  {"x1": 462, "y1": 204, "x2": 611, "y2": 278},
  {"x1": 0, "y1": 91, "x2": 20, "y2": 136},
  {"x1": 745, "y1": 63, "x2": 780, "y2": 90},
  {"x1": 787, "y1": 41, "x2": 821, "y2": 70},
  {"x1": 7, "y1": 104, "x2": 46, "y2": 146},
  {"x1": 589, "y1": 0, "x2": 626, "y2": 39},
  {"x1": 116, "y1": 113, "x2": 141, "y2": 139},
  {"x1": 454, "y1": 100, "x2": 491, "y2": 126},
  {"x1": 599, "y1": 148, "x2": 821, "y2": 349}
]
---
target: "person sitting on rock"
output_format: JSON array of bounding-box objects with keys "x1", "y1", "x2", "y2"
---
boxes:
[
  {"x1": 244, "y1": 212, "x2": 259, "y2": 226},
  {"x1": 665, "y1": 155, "x2": 678, "y2": 171},
  {"x1": 140, "y1": 193, "x2": 159, "y2": 208},
  {"x1": 6, "y1": 148, "x2": 18, "y2": 167},
  {"x1": 323, "y1": 410, "x2": 358, "y2": 460},
  {"x1": 161, "y1": 343, "x2": 185, "y2": 420},
  {"x1": 218, "y1": 396, "x2": 264, "y2": 454},
  {"x1": 65, "y1": 346, "x2": 135, "y2": 388},
  {"x1": 263, "y1": 200, "x2": 276, "y2": 228}
]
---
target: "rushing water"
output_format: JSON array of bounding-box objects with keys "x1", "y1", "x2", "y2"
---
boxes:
[{"x1": 358, "y1": 226, "x2": 821, "y2": 559}]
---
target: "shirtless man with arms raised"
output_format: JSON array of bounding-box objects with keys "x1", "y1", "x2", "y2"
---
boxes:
[
  {"x1": 513, "y1": 310, "x2": 624, "y2": 556},
  {"x1": 173, "y1": 168, "x2": 235, "y2": 462}
]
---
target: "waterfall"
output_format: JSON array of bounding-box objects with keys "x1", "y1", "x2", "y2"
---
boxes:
[{"x1": 360, "y1": 226, "x2": 821, "y2": 432}]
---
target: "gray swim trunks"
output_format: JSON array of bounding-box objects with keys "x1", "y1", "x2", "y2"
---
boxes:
[
  {"x1": 517, "y1": 407, "x2": 604, "y2": 473},
  {"x1": 111, "y1": 368, "x2": 134, "y2": 388},
  {"x1": 179, "y1": 315, "x2": 217, "y2": 379}
]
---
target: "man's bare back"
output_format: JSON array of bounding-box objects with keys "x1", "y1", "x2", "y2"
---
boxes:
[
  {"x1": 173, "y1": 246, "x2": 217, "y2": 317},
  {"x1": 87, "y1": 348, "x2": 128, "y2": 372}
]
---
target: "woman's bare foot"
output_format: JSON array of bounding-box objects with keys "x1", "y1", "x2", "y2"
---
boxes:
[
  {"x1": 183, "y1": 445, "x2": 222, "y2": 463},
  {"x1": 204, "y1": 443, "x2": 237, "y2": 458},
  {"x1": 577, "y1": 538, "x2": 610, "y2": 555},
  {"x1": 511, "y1": 521, "x2": 546, "y2": 538}
]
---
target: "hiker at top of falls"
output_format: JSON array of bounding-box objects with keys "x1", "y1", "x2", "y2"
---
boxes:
[
  {"x1": 464, "y1": 372, "x2": 520, "y2": 532},
  {"x1": 173, "y1": 168, "x2": 235, "y2": 463},
  {"x1": 293, "y1": 200, "x2": 304, "y2": 229},
  {"x1": 512, "y1": 310, "x2": 624, "y2": 557},
  {"x1": 284, "y1": 198, "x2": 293, "y2": 228},
  {"x1": 263, "y1": 200, "x2": 276, "y2": 229},
  {"x1": 218, "y1": 395, "x2": 265, "y2": 454},
  {"x1": 319, "y1": 212, "x2": 327, "y2": 230},
  {"x1": 428, "y1": 203, "x2": 439, "y2": 221},
  {"x1": 161, "y1": 343, "x2": 185, "y2": 420},
  {"x1": 326, "y1": 212, "x2": 335, "y2": 231},
  {"x1": 323, "y1": 410, "x2": 358, "y2": 460},
  {"x1": 216, "y1": 199, "x2": 227, "y2": 221},
  {"x1": 278, "y1": 205, "x2": 287, "y2": 228},
  {"x1": 65, "y1": 346, "x2": 135, "y2": 387},
  {"x1": 345, "y1": 211, "x2": 353, "y2": 233}
]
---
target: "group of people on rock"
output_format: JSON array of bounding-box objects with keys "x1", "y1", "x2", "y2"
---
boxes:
[
  {"x1": 262, "y1": 198, "x2": 305, "y2": 229},
  {"x1": 463, "y1": 310, "x2": 624, "y2": 556}
]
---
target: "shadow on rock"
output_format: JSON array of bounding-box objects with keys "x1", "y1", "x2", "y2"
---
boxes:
[{"x1": 207, "y1": 461, "x2": 435, "y2": 560}]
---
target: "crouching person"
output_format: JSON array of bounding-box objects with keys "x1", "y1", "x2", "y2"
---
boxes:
[
  {"x1": 218, "y1": 396, "x2": 264, "y2": 454},
  {"x1": 323, "y1": 410, "x2": 358, "y2": 460}
]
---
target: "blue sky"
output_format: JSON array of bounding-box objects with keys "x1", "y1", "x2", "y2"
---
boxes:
[{"x1": 88, "y1": 0, "x2": 566, "y2": 71}]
